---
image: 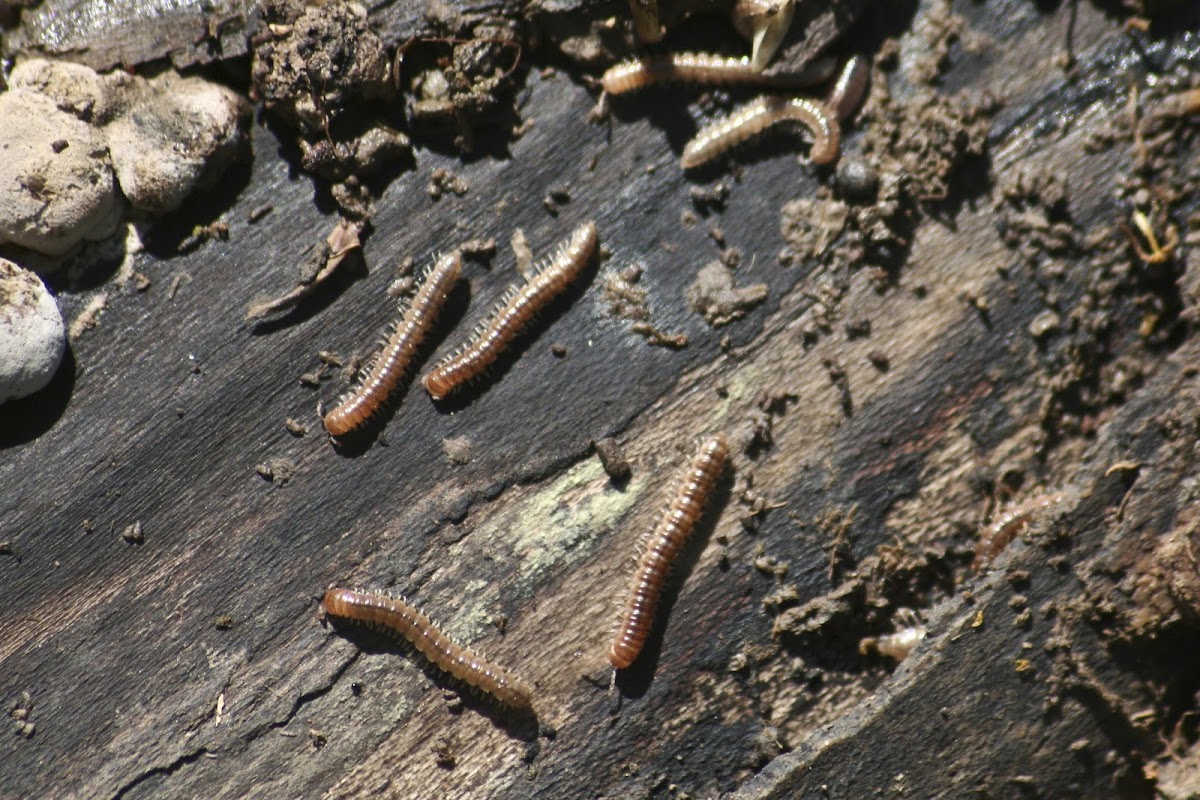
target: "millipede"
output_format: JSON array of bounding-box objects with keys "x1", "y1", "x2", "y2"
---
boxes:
[
  {"x1": 323, "y1": 251, "x2": 462, "y2": 437},
  {"x1": 321, "y1": 586, "x2": 534, "y2": 710},
  {"x1": 973, "y1": 491, "x2": 1068, "y2": 570},
  {"x1": 609, "y1": 433, "x2": 729, "y2": 670},
  {"x1": 680, "y1": 94, "x2": 838, "y2": 169},
  {"x1": 601, "y1": 52, "x2": 836, "y2": 96},
  {"x1": 827, "y1": 55, "x2": 871, "y2": 122},
  {"x1": 422, "y1": 221, "x2": 598, "y2": 401}
]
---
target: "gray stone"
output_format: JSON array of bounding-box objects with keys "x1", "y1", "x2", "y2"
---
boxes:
[
  {"x1": 105, "y1": 72, "x2": 250, "y2": 213},
  {"x1": 0, "y1": 90, "x2": 123, "y2": 256},
  {"x1": 0, "y1": 258, "x2": 66, "y2": 402}
]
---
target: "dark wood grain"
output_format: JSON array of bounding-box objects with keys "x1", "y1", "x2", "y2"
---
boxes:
[{"x1": 2, "y1": 0, "x2": 1199, "y2": 798}]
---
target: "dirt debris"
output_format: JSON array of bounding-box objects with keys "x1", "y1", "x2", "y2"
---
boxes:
[
  {"x1": 246, "y1": 219, "x2": 363, "y2": 321},
  {"x1": 402, "y1": 18, "x2": 523, "y2": 153},
  {"x1": 510, "y1": 228, "x2": 534, "y2": 277},
  {"x1": 459, "y1": 238, "x2": 496, "y2": 263},
  {"x1": 121, "y1": 521, "x2": 144, "y2": 544},
  {"x1": 299, "y1": 127, "x2": 411, "y2": 183},
  {"x1": 251, "y1": 0, "x2": 393, "y2": 135},
  {"x1": 859, "y1": 80, "x2": 994, "y2": 207},
  {"x1": 905, "y1": 0, "x2": 972, "y2": 86},
  {"x1": 250, "y1": 0, "x2": 411, "y2": 214},
  {"x1": 428, "y1": 168, "x2": 470, "y2": 200},
  {"x1": 8, "y1": 691, "x2": 34, "y2": 738},
  {"x1": 593, "y1": 437, "x2": 631, "y2": 483},
  {"x1": 602, "y1": 264, "x2": 689, "y2": 347},
  {"x1": 67, "y1": 293, "x2": 108, "y2": 341},
  {"x1": 432, "y1": 732, "x2": 459, "y2": 769},
  {"x1": 780, "y1": 199, "x2": 848, "y2": 264},
  {"x1": 996, "y1": 170, "x2": 1075, "y2": 269},
  {"x1": 777, "y1": 64, "x2": 996, "y2": 293},
  {"x1": 256, "y1": 458, "x2": 298, "y2": 486},
  {"x1": 686, "y1": 261, "x2": 768, "y2": 328},
  {"x1": 442, "y1": 436, "x2": 472, "y2": 465}
]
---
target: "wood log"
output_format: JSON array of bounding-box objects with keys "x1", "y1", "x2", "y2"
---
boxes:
[{"x1": 2, "y1": 0, "x2": 1199, "y2": 797}]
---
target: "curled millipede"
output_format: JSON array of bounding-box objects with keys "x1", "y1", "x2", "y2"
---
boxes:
[
  {"x1": 827, "y1": 55, "x2": 871, "y2": 121},
  {"x1": 973, "y1": 491, "x2": 1068, "y2": 570},
  {"x1": 321, "y1": 587, "x2": 534, "y2": 710},
  {"x1": 680, "y1": 95, "x2": 838, "y2": 169},
  {"x1": 422, "y1": 221, "x2": 598, "y2": 401},
  {"x1": 609, "y1": 433, "x2": 729, "y2": 670},
  {"x1": 323, "y1": 251, "x2": 462, "y2": 437},
  {"x1": 601, "y1": 53, "x2": 836, "y2": 96}
]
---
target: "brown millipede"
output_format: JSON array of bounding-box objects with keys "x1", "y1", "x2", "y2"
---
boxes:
[
  {"x1": 422, "y1": 221, "x2": 598, "y2": 401},
  {"x1": 323, "y1": 251, "x2": 462, "y2": 437},
  {"x1": 609, "y1": 433, "x2": 729, "y2": 670},
  {"x1": 680, "y1": 95, "x2": 838, "y2": 169},
  {"x1": 827, "y1": 55, "x2": 870, "y2": 121},
  {"x1": 601, "y1": 53, "x2": 836, "y2": 96},
  {"x1": 973, "y1": 491, "x2": 1068, "y2": 570},
  {"x1": 321, "y1": 587, "x2": 534, "y2": 710}
]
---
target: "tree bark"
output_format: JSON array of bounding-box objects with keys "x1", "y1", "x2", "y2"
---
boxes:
[{"x1": 2, "y1": 0, "x2": 1199, "y2": 798}]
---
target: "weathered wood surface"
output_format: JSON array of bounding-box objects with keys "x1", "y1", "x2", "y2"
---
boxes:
[
  {"x1": 4, "y1": 0, "x2": 855, "y2": 73},
  {"x1": 3, "y1": 1, "x2": 1200, "y2": 798}
]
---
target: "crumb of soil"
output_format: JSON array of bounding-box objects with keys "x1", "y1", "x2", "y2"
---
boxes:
[
  {"x1": 686, "y1": 261, "x2": 768, "y2": 327},
  {"x1": 593, "y1": 437, "x2": 631, "y2": 482},
  {"x1": 256, "y1": 457, "x2": 298, "y2": 485},
  {"x1": 443, "y1": 436, "x2": 471, "y2": 465},
  {"x1": 602, "y1": 264, "x2": 689, "y2": 347}
]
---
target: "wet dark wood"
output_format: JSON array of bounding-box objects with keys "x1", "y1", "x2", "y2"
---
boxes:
[{"x1": 2, "y1": 1, "x2": 1199, "y2": 799}]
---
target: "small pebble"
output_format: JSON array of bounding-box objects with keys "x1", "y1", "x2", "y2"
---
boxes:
[
  {"x1": 1028, "y1": 309, "x2": 1061, "y2": 339},
  {"x1": 0, "y1": 259, "x2": 66, "y2": 402},
  {"x1": 836, "y1": 159, "x2": 879, "y2": 203},
  {"x1": 121, "y1": 521, "x2": 144, "y2": 544}
]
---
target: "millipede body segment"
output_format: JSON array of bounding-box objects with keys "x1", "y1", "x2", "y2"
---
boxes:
[
  {"x1": 422, "y1": 221, "x2": 598, "y2": 401},
  {"x1": 321, "y1": 587, "x2": 533, "y2": 710},
  {"x1": 323, "y1": 251, "x2": 462, "y2": 437},
  {"x1": 601, "y1": 53, "x2": 835, "y2": 95},
  {"x1": 973, "y1": 491, "x2": 1068, "y2": 570},
  {"x1": 827, "y1": 55, "x2": 870, "y2": 121},
  {"x1": 680, "y1": 95, "x2": 838, "y2": 169},
  {"x1": 609, "y1": 433, "x2": 729, "y2": 670}
]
